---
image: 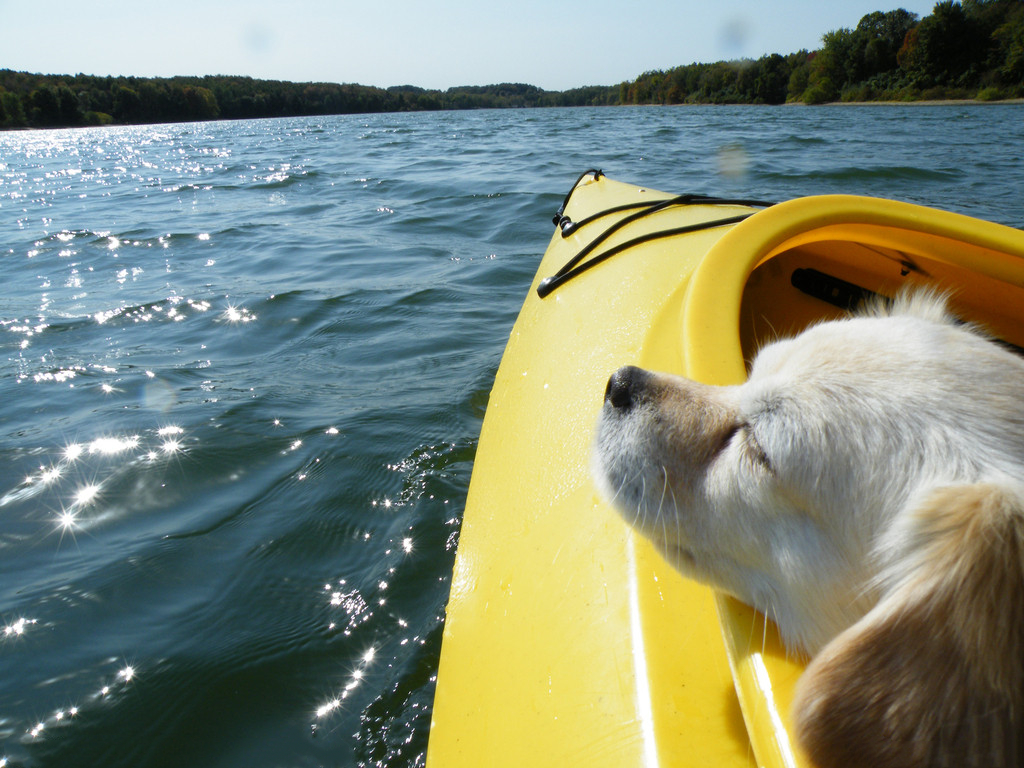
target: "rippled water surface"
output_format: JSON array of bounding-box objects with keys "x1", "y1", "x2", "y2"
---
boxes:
[{"x1": 1, "y1": 105, "x2": 1023, "y2": 767}]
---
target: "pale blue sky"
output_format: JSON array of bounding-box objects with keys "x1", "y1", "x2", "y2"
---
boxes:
[{"x1": 4, "y1": 1, "x2": 941, "y2": 91}]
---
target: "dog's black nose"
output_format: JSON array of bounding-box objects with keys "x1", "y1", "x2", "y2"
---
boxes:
[{"x1": 605, "y1": 366, "x2": 650, "y2": 410}]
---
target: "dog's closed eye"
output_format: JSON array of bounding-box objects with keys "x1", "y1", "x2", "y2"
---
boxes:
[
  {"x1": 740, "y1": 425, "x2": 772, "y2": 472},
  {"x1": 718, "y1": 422, "x2": 773, "y2": 473},
  {"x1": 714, "y1": 423, "x2": 742, "y2": 459}
]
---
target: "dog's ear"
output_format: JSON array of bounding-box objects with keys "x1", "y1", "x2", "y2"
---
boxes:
[{"x1": 793, "y1": 484, "x2": 1024, "y2": 768}]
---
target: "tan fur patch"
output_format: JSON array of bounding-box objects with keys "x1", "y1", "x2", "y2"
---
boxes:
[
  {"x1": 794, "y1": 485, "x2": 1024, "y2": 768},
  {"x1": 645, "y1": 373, "x2": 739, "y2": 469}
]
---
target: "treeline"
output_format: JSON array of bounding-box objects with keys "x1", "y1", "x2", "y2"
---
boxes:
[
  {"x1": 387, "y1": 83, "x2": 618, "y2": 111},
  {"x1": 0, "y1": 72, "x2": 615, "y2": 130},
  {"x1": 4, "y1": 1, "x2": 1024, "y2": 130},
  {"x1": 622, "y1": 0, "x2": 1024, "y2": 104}
]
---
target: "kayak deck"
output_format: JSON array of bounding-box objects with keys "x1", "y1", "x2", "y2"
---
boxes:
[{"x1": 428, "y1": 172, "x2": 1024, "y2": 767}]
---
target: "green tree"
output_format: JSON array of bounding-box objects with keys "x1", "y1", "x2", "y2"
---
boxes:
[
  {"x1": 752, "y1": 53, "x2": 791, "y2": 103},
  {"x1": 0, "y1": 91, "x2": 27, "y2": 127},
  {"x1": 112, "y1": 85, "x2": 142, "y2": 122},
  {"x1": 803, "y1": 28, "x2": 859, "y2": 101},
  {"x1": 56, "y1": 84, "x2": 82, "y2": 125},
  {"x1": 183, "y1": 85, "x2": 220, "y2": 119},
  {"x1": 788, "y1": 57, "x2": 812, "y2": 100},
  {"x1": 899, "y1": 0, "x2": 988, "y2": 86},
  {"x1": 29, "y1": 86, "x2": 61, "y2": 126},
  {"x1": 994, "y1": 2, "x2": 1024, "y2": 82},
  {"x1": 856, "y1": 8, "x2": 919, "y2": 77}
]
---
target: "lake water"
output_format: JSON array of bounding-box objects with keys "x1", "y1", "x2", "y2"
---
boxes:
[{"x1": 2, "y1": 104, "x2": 1023, "y2": 768}]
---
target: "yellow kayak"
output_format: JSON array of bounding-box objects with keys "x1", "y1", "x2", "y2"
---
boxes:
[{"x1": 427, "y1": 171, "x2": 1024, "y2": 767}]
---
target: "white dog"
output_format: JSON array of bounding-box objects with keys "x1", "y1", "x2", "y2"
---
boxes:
[{"x1": 594, "y1": 292, "x2": 1024, "y2": 768}]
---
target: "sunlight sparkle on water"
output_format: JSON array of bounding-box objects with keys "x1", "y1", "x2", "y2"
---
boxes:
[
  {"x1": 161, "y1": 438, "x2": 182, "y2": 454},
  {"x1": 57, "y1": 509, "x2": 77, "y2": 532},
  {"x1": 71, "y1": 483, "x2": 102, "y2": 508},
  {"x1": 315, "y1": 644, "x2": 379, "y2": 719},
  {"x1": 89, "y1": 435, "x2": 139, "y2": 455},
  {"x1": 223, "y1": 304, "x2": 256, "y2": 324},
  {"x1": 4, "y1": 617, "x2": 36, "y2": 637},
  {"x1": 316, "y1": 698, "x2": 341, "y2": 718}
]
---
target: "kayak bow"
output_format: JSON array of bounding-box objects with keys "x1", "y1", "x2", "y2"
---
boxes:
[{"x1": 428, "y1": 171, "x2": 1024, "y2": 767}]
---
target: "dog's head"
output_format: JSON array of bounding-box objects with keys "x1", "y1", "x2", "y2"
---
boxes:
[{"x1": 593, "y1": 292, "x2": 1024, "y2": 766}]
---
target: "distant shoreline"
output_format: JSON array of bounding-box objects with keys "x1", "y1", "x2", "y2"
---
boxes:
[
  {"x1": 818, "y1": 98, "x2": 1024, "y2": 106},
  {"x1": 3, "y1": 65, "x2": 1023, "y2": 134},
  {"x1": 4, "y1": 98, "x2": 1024, "y2": 133},
  {"x1": 627, "y1": 98, "x2": 1024, "y2": 107},
  {"x1": 5, "y1": 97, "x2": 1022, "y2": 130}
]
